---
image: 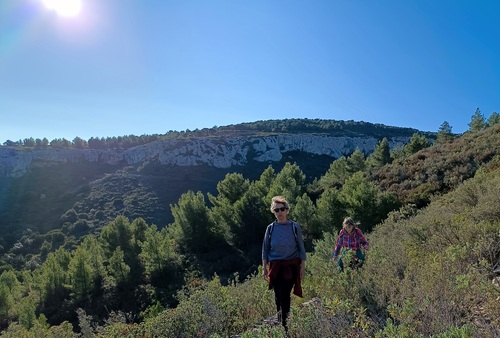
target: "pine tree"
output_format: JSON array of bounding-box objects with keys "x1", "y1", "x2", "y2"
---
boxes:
[
  {"x1": 468, "y1": 108, "x2": 487, "y2": 132},
  {"x1": 0, "y1": 284, "x2": 13, "y2": 325},
  {"x1": 405, "y1": 133, "x2": 431, "y2": 155},
  {"x1": 69, "y1": 246, "x2": 94, "y2": 300},
  {"x1": 487, "y1": 112, "x2": 500, "y2": 126},
  {"x1": 319, "y1": 156, "x2": 349, "y2": 188},
  {"x1": 214, "y1": 173, "x2": 250, "y2": 205},
  {"x1": 347, "y1": 148, "x2": 366, "y2": 173},
  {"x1": 368, "y1": 137, "x2": 391, "y2": 169},
  {"x1": 140, "y1": 226, "x2": 173, "y2": 274},
  {"x1": 100, "y1": 216, "x2": 136, "y2": 268},
  {"x1": 108, "y1": 247, "x2": 130, "y2": 284},
  {"x1": 236, "y1": 180, "x2": 271, "y2": 250},
  {"x1": 313, "y1": 189, "x2": 344, "y2": 237},
  {"x1": 436, "y1": 121, "x2": 454, "y2": 144},
  {"x1": 340, "y1": 172, "x2": 379, "y2": 230},
  {"x1": 170, "y1": 191, "x2": 215, "y2": 253},
  {"x1": 18, "y1": 296, "x2": 36, "y2": 329},
  {"x1": 37, "y1": 248, "x2": 71, "y2": 309},
  {"x1": 266, "y1": 162, "x2": 306, "y2": 205},
  {"x1": 292, "y1": 193, "x2": 315, "y2": 239}
]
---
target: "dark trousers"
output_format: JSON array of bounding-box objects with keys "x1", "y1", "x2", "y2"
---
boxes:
[
  {"x1": 273, "y1": 270, "x2": 296, "y2": 328},
  {"x1": 338, "y1": 249, "x2": 365, "y2": 272}
]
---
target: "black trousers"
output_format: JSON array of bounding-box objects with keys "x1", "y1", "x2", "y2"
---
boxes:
[{"x1": 273, "y1": 270, "x2": 296, "y2": 328}]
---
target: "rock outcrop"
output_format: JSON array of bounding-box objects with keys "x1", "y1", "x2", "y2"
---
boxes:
[{"x1": 0, "y1": 134, "x2": 409, "y2": 177}]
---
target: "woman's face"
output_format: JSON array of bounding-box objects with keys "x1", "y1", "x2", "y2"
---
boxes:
[
  {"x1": 345, "y1": 224, "x2": 354, "y2": 234},
  {"x1": 272, "y1": 203, "x2": 289, "y2": 222}
]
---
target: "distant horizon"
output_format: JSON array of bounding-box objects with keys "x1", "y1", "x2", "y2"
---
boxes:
[{"x1": 1, "y1": 116, "x2": 455, "y2": 144}]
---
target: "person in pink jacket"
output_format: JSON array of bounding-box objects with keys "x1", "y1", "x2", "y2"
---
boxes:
[{"x1": 333, "y1": 217, "x2": 369, "y2": 272}]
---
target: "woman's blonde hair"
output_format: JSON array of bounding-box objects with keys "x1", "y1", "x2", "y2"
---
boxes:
[
  {"x1": 270, "y1": 195, "x2": 290, "y2": 212},
  {"x1": 342, "y1": 217, "x2": 357, "y2": 229}
]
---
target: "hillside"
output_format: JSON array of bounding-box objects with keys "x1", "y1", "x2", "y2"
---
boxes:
[
  {"x1": 373, "y1": 124, "x2": 500, "y2": 206},
  {"x1": 0, "y1": 122, "x2": 497, "y2": 337},
  {"x1": 0, "y1": 119, "x2": 422, "y2": 257}
]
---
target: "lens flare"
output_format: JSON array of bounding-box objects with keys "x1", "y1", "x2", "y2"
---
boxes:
[{"x1": 41, "y1": 0, "x2": 82, "y2": 17}]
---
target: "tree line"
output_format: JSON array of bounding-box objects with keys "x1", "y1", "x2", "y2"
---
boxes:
[{"x1": 4, "y1": 110, "x2": 498, "y2": 149}]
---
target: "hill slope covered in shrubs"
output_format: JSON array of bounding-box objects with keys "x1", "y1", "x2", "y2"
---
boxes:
[{"x1": 0, "y1": 124, "x2": 498, "y2": 337}]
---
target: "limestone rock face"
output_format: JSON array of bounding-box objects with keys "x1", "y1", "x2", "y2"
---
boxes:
[{"x1": 0, "y1": 134, "x2": 409, "y2": 177}]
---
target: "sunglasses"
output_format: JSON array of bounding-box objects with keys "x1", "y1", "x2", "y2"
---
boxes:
[{"x1": 273, "y1": 207, "x2": 288, "y2": 213}]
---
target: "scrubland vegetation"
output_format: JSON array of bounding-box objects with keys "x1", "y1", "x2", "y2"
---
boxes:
[{"x1": 0, "y1": 117, "x2": 498, "y2": 337}]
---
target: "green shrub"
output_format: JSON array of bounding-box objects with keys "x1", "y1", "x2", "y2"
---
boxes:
[
  {"x1": 287, "y1": 297, "x2": 377, "y2": 337},
  {"x1": 143, "y1": 276, "x2": 247, "y2": 337},
  {"x1": 376, "y1": 318, "x2": 423, "y2": 338}
]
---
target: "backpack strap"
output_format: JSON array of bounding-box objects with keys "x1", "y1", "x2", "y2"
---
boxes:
[
  {"x1": 267, "y1": 222, "x2": 275, "y2": 248},
  {"x1": 291, "y1": 221, "x2": 298, "y2": 239}
]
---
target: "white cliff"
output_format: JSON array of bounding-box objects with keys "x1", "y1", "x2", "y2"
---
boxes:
[{"x1": 0, "y1": 134, "x2": 409, "y2": 177}]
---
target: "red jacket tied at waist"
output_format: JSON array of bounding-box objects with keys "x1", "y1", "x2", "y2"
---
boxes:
[{"x1": 268, "y1": 257, "x2": 303, "y2": 298}]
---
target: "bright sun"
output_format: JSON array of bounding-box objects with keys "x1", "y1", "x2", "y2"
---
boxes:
[{"x1": 41, "y1": 0, "x2": 82, "y2": 17}]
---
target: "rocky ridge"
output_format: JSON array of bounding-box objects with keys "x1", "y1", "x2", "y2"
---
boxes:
[{"x1": 0, "y1": 133, "x2": 410, "y2": 177}]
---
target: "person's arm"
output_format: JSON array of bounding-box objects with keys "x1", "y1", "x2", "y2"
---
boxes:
[
  {"x1": 300, "y1": 260, "x2": 305, "y2": 280},
  {"x1": 295, "y1": 223, "x2": 307, "y2": 280},
  {"x1": 262, "y1": 226, "x2": 270, "y2": 279},
  {"x1": 262, "y1": 259, "x2": 269, "y2": 279},
  {"x1": 332, "y1": 230, "x2": 344, "y2": 260},
  {"x1": 357, "y1": 228, "x2": 369, "y2": 250},
  {"x1": 295, "y1": 222, "x2": 307, "y2": 260}
]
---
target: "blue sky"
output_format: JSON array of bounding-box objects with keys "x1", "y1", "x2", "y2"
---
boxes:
[{"x1": 1, "y1": 0, "x2": 499, "y2": 144}]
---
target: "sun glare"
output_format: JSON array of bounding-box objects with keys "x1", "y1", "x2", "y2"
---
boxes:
[{"x1": 41, "y1": 0, "x2": 82, "y2": 17}]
